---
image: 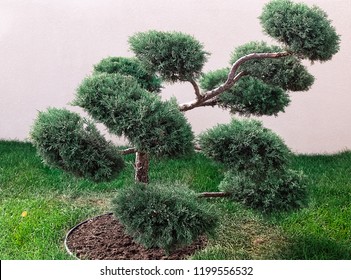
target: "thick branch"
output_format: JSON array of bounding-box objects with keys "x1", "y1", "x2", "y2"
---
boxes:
[
  {"x1": 179, "y1": 71, "x2": 246, "y2": 111},
  {"x1": 119, "y1": 147, "x2": 136, "y2": 155},
  {"x1": 179, "y1": 51, "x2": 290, "y2": 112}
]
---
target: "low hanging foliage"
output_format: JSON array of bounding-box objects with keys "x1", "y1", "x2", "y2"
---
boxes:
[
  {"x1": 199, "y1": 118, "x2": 307, "y2": 212},
  {"x1": 29, "y1": 108, "x2": 124, "y2": 182},
  {"x1": 219, "y1": 169, "x2": 308, "y2": 213},
  {"x1": 112, "y1": 182, "x2": 219, "y2": 253}
]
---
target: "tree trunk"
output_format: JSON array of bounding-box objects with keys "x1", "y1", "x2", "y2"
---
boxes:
[{"x1": 135, "y1": 151, "x2": 149, "y2": 183}]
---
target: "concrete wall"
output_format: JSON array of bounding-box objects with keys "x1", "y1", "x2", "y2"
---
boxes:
[{"x1": 0, "y1": 0, "x2": 350, "y2": 154}]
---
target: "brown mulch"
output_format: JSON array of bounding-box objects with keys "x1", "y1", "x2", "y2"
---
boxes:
[{"x1": 65, "y1": 213, "x2": 207, "y2": 260}]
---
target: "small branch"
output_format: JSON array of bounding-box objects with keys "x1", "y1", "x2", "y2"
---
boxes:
[
  {"x1": 119, "y1": 147, "x2": 136, "y2": 155},
  {"x1": 179, "y1": 51, "x2": 291, "y2": 112},
  {"x1": 198, "y1": 192, "x2": 231, "y2": 198},
  {"x1": 189, "y1": 78, "x2": 202, "y2": 100}
]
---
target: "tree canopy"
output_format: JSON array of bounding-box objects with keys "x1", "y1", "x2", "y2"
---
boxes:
[
  {"x1": 30, "y1": 0, "x2": 340, "y2": 185},
  {"x1": 260, "y1": 0, "x2": 340, "y2": 61}
]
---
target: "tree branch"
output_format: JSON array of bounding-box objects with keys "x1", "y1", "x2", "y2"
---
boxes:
[
  {"x1": 119, "y1": 147, "x2": 136, "y2": 155},
  {"x1": 189, "y1": 78, "x2": 202, "y2": 100},
  {"x1": 198, "y1": 192, "x2": 231, "y2": 198},
  {"x1": 179, "y1": 51, "x2": 290, "y2": 112}
]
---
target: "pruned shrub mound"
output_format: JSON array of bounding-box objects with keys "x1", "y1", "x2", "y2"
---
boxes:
[
  {"x1": 93, "y1": 56, "x2": 162, "y2": 93},
  {"x1": 200, "y1": 71, "x2": 291, "y2": 116},
  {"x1": 219, "y1": 169, "x2": 307, "y2": 213},
  {"x1": 260, "y1": 0, "x2": 340, "y2": 61},
  {"x1": 199, "y1": 118, "x2": 307, "y2": 212},
  {"x1": 74, "y1": 73, "x2": 194, "y2": 157},
  {"x1": 112, "y1": 182, "x2": 218, "y2": 253},
  {"x1": 29, "y1": 108, "x2": 124, "y2": 182},
  {"x1": 199, "y1": 119, "x2": 292, "y2": 177},
  {"x1": 229, "y1": 41, "x2": 315, "y2": 92},
  {"x1": 129, "y1": 30, "x2": 209, "y2": 82}
]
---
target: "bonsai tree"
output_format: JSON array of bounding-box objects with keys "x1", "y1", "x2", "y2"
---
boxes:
[
  {"x1": 30, "y1": 0, "x2": 340, "y2": 249},
  {"x1": 30, "y1": 0, "x2": 340, "y2": 185}
]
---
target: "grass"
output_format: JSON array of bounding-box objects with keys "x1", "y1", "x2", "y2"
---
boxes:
[{"x1": 1, "y1": 140, "x2": 351, "y2": 259}]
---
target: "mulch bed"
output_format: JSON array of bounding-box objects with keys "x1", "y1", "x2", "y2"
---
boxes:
[{"x1": 65, "y1": 213, "x2": 207, "y2": 260}]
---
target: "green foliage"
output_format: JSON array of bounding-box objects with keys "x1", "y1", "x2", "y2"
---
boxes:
[
  {"x1": 29, "y1": 108, "x2": 124, "y2": 182},
  {"x1": 129, "y1": 30, "x2": 209, "y2": 82},
  {"x1": 127, "y1": 97, "x2": 195, "y2": 157},
  {"x1": 219, "y1": 169, "x2": 307, "y2": 212},
  {"x1": 73, "y1": 73, "x2": 148, "y2": 136},
  {"x1": 199, "y1": 118, "x2": 307, "y2": 212},
  {"x1": 218, "y1": 77, "x2": 290, "y2": 116},
  {"x1": 200, "y1": 68, "x2": 228, "y2": 92},
  {"x1": 230, "y1": 41, "x2": 314, "y2": 91},
  {"x1": 198, "y1": 119, "x2": 291, "y2": 176},
  {"x1": 93, "y1": 56, "x2": 162, "y2": 93},
  {"x1": 260, "y1": 0, "x2": 340, "y2": 61},
  {"x1": 112, "y1": 182, "x2": 218, "y2": 252},
  {"x1": 74, "y1": 73, "x2": 194, "y2": 157},
  {"x1": 200, "y1": 70, "x2": 290, "y2": 116}
]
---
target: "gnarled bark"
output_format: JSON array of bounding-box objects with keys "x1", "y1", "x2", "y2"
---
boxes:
[
  {"x1": 179, "y1": 51, "x2": 290, "y2": 112},
  {"x1": 135, "y1": 151, "x2": 149, "y2": 183}
]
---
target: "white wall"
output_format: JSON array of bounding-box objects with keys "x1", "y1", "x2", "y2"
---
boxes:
[{"x1": 0, "y1": 0, "x2": 350, "y2": 154}]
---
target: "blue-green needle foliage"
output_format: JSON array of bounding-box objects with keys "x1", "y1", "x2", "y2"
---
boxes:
[
  {"x1": 219, "y1": 169, "x2": 307, "y2": 213},
  {"x1": 230, "y1": 42, "x2": 315, "y2": 92},
  {"x1": 129, "y1": 30, "x2": 209, "y2": 83},
  {"x1": 74, "y1": 73, "x2": 194, "y2": 157},
  {"x1": 93, "y1": 56, "x2": 162, "y2": 93},
  {"x1": 112, "y1": 182, "x2": 218, "y2": 253},
  {"x1": 200, "y1": 41, "x2": 315, "y2": 116},
  {"x1": 29, "y1": 108, "x2": 124, "y2": 182},
  {"x1": 200, "y1": 70, "x2": 290, "y2": 116},
  {"x1": 199, "y1": 119, "x2": 292, "y2": 176},
  {"x1": 200, "y1": 0, "x2": 341, "y2": 117},
  {"x1": 199, "y1": 119, "x2": 307, "y2": 212},
  {"x1": 260, "y1": 0, "x2": 340, "y2": 61}
]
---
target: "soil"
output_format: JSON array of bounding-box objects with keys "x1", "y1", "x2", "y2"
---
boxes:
[{"x1": 65, "y1": 213, "x2": 207, "y2": 260}]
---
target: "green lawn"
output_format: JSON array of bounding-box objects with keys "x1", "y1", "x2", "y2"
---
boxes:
[{"x1": 1, "y1": 140, "x2": 350, "y2": 259}]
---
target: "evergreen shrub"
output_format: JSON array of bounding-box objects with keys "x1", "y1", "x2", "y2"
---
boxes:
[
  {"x1": 29, "y1": 108, "x2": 124, "y2": 182},
  {"x1": 198, "y1": 119, "x2": 292, "y2": 176},
  {"x1": 199, "y1": 118, "x2": 308, "y2": 212},
  {"x1": 219, "y1": 169, "x2": 307, "y2": 212},
  {"x1": 112, "y1": 182, "x2": 218, "y2": 252},
  {"x1": 74, "y1": 73, "x2": 194, "y2": 157},
  {"x1": 129, "y1": 30, "x2": 209, "y2": 82},
  {"x1": 93, "y1": 56, "x2": 162, "y2": 93},
  {"x1": 230, "y1": 41, "x2": 315, "y2": 91},
  {"x1": 260, "y1": 0, "x2": 340, "y2": 61}
]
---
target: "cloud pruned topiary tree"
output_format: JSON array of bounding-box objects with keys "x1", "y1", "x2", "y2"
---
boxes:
[
  {"x1": 30, "y1": 0, "x2": 340, "y2": 191},
  {"x1": 30, "y1": 0, "x2": 340, "y2": 249}
]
